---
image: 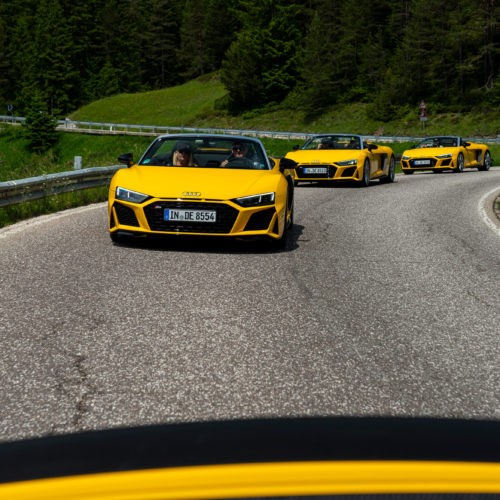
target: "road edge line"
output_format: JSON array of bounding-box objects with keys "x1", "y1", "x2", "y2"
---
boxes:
[{"x1": 478, "y1": 186, "x2": 500, "y2": 237}]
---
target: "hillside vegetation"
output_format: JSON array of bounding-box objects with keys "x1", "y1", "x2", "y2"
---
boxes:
[{"x1": 70, "y1": 75, "x2": 500, "y2": 139}]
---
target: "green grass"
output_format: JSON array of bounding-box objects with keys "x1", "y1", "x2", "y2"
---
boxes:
[
  {"x1": 0, "y1": 126, "x2": 152, "y2": 182},
  {"x1": 0, "y1": 187, "x2": 109, "y2": 228},
  {"x1": 71, "y1": 74, "x2": 226, "y2": 126}
]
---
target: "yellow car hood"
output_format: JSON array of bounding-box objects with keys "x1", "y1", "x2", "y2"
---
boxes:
[
  {"x1": 286, "y1": 150, "x2": 363, "y2": 163},
  {"x1": 405, "y1": 147, "x2": 455, "y2": 158},
  {"x1": 113, "y1": 165, "x2": 278, "y2": 200}
]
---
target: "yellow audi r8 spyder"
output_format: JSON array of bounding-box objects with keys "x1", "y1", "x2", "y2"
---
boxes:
[
  {"x1": 285, "y1": 134, "x2": 396, "y2": 186},
  {"x1": 108, "y1": 135, "x2": 295, "y2": 248},
  {"x1": 401, "y1": 136, "x2": 492, "y2": 174},
  {"x1": 1, "y1": 417, "x2": 499, "y2": 499}
]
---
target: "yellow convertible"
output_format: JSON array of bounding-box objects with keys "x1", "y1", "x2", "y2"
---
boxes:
[
  {"x1": 285, "y1": 134, "x2": 395, "y2": 186},
  {"x1": 401, "y1": 136, "x2": 492, "y2": 174},
  {"x1": 108, "y1": 134, "x2": 295, "y2": 248}
]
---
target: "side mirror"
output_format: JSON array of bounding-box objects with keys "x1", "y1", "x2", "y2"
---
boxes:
[
  {"x1": 279, "y1": 157, "x2": 298, "y2": 172},
  {"x1": 268, "y1": 157, "x2": 276, "y2": 167},
  {"x1": 367, "y1": 144, "x2": 378, "y2": 151},
  {"x1": 118, "y1": 152, "x2": 133, "y2": 167},
  {"x1": 464, "y1": 141, "x2": 471, "y2": 147},
  {"x1": 292, "y1": 145, "x2": 300, "y2": 151}
]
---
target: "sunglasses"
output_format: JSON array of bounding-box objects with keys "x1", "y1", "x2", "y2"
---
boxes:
[
  {"x1": 232, "y1": 146, "x2": 244, "y2": 151},
  {"x1": 178, "y1": 149, "x2": 190, "y2": 154}
]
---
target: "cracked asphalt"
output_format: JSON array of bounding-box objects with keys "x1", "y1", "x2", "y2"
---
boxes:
[{"x1": 0, "y1": 169, "x2": 499, "y2": 442}]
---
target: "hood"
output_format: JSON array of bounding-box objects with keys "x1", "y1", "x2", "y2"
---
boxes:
[
  {"x1": 285, "y1": 149, "x2": 364, "y2": 163},
  {"x1": 404, "y1": 147, "x2": 456, "y2": 158},
  {"x1": 113, "y1": 165, "x2": 278, "y2": 200}
]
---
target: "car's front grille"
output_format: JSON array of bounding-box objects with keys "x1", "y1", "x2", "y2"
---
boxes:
[
  {"x1": 244, "y1": 208, "x2": 275, "y2": 231},
  {"x1": 114, "y1": 203, "x2": 140, "y2": 227},
  {"x1": 409, "y1": 158, "x2": 437, "y2": 168},
  {"x1": 297, "y1": 165, "x2": 337, "y2": 178},
  {"x1": 143, "y1": 200, "x2": 239, "y2": 234}
]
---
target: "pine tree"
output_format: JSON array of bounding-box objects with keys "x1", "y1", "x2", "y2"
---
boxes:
[
  {"x1": 178, "y1": 0, "x2": 210, "y2": 78},
  {"x1": 22, "y1": 92, "x2": 58, "y2": 153},
  {"x1": 32, "y1": 0, "x2": 76, "y2": 114}
]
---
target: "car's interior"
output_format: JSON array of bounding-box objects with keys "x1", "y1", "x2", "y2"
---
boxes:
[{"x1": 140, "y1": 138, "x2": 269, "y2": 169}]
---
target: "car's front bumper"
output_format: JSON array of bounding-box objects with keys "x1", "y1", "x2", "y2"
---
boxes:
[
  {"x1": 293, "y1": 164, "x2": 361, "y2": 182},
  {"x1": 109, "y1": 198, "x2": 285, "y2": 240},
  {"x1": 400, "y1": 157, "x2": 454, "y2": 172}
]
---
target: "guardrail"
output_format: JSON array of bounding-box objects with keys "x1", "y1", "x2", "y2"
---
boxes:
[
  {"x1": 0, "y1": 165, "x2": 124, "y2": 208},
  {"x1": 3, "y1": 115, "x2": 500, "y2": 144}
]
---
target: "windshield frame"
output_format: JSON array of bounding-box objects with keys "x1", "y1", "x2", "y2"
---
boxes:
[
  {"x1": 137, "y1": 134, "x2": 272, "y2": 170},
  {"x1": 301, "y1": 134, "x2": 364, "y2": 151}
]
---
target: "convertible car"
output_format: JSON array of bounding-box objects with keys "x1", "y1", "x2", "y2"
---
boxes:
[
  {"x1": 285, "y1": 134, "x2": 395, "y2": 186},
  {"x1": 108, "y1": 134, "x2": 295, "y2": 248},
  {"x1": 1, "y1": 418, "x2": 499, "y2": 499},
  {"x1": 400, "y1": 136, "x2": 492, "y2": 174}
]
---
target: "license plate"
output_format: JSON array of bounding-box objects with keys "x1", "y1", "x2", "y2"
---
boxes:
[
  {"x1": 414, "y1": 159, "x2": 430, "y2": 165},
  {"x1": 164, "y1": 209, "x2": 216, "y2": 222},
  {"x1": 304, "y1": 167, "x2": 328, "y2": 174}
]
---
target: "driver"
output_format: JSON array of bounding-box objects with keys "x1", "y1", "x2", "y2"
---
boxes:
[{"x1": 221, "y1": 141, "x2": 255, "y2": 168}]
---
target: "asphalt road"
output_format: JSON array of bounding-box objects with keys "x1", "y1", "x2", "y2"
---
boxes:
[{"x1": 1, "y1": 169, "x2": 499, "y2": 442}]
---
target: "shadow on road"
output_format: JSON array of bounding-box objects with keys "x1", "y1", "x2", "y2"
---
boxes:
[{"x1": 111, "y1": 224, "x2": 305, "y2": 255}]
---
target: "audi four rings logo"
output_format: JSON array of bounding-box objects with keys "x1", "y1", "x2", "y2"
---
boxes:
[{"x1": 181, "y1": 191, "x2": 201, "y2": 197}]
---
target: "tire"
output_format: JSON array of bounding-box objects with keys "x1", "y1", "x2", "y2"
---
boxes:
[
  {"x1": 478, "y1": 150, "x2": 491, "y2": 171},
  {"x1": 380, "y1": 156, "x2": 395, "y2": 183},
  {"x1": 359, "y1": 159, "x2": 370, "y2": 187},
  {"x1": 454, "y1": 153, "x2": 464, "y2": 173},
  {"x1": 270, "y1": 192, "x2": 293, "y2": 250}
]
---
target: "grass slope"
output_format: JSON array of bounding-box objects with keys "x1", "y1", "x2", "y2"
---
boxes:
[
  {"x1": 70, "y1": 75, "x2": 500, "y2": 139},
  {"x1": 71, "y1": 74, "x2": 226, "y2": 126}
]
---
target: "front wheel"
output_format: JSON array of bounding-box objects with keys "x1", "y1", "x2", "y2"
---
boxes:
[
  {"x1": 478, "y1": 150, "x2": 491, "y2": 171},
  {"x1": 380, "y1": 156, "x2": 395, "y2": 183},
  {"x1": 454, "y1": 153, "x2": 464, "y2": 173},
  {"x1": 270, "y1": 193, "x2": 293, "y2": 250},
  {"x1": 359, "y1": 159, "x2": 370, "y2": 187}
]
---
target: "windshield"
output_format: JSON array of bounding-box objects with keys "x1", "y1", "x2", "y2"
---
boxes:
[
  {"x1": 303, "y1": 135, "x2": 362, "y2": 150},
  {"x1": 416, "y1": 137, "x2": 458, "y2": 148},
  {"x1": 139, "y1": 137, "x2": 269, "y2": 170}
]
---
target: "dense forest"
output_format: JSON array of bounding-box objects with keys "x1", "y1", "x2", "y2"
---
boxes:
[{"x1": 1, "y1": 0, "x2": 499, "y2": 120}]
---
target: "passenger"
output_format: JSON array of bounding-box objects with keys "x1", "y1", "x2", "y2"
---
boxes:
[
  {"x1": 348, "y1": 137, "x2": 360, "y2": 149},
  {"x1": 432, "y1": 138, "x2": 440, "y2": 148},
  {"x1": 173, "y1": 141, "x2": 196, "y2": 166},
  {"x1": 317, "y1": 138, "x2": 333, "y2": 149},
  {"x1": 221, "y1": 141, "x2": 254, "y2": 168}
]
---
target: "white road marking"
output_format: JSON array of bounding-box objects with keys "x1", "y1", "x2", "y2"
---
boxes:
[
  {"x1": 0, "y1": 202, "x2": 107, "y2": 239},
  {"x1": 478, "y1": 186, "x2": 500, "y2": 237}
]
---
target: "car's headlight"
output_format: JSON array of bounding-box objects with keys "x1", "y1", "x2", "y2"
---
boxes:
[
  {"x1": 115, "y1": 187, "x2": 150, "y2": 204},
  {"x1": 233, "y1": 192, "x2": 275, "y2": 207},
  {"x1": 402, "y1": 155, "x2": 410, "y2": 160},
  {"x1": 436, "y1": 154, "x2": 452, "y2": 159},
  {"x1": 336, "y1": 159, "x2": 357, "y2": 166}
]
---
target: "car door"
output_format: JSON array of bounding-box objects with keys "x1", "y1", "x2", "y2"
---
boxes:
[{"x1": 460, "y1": 138, "x2": 474, "y2": 166}]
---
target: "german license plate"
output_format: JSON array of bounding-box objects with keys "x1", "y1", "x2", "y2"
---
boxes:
[
  {"x1": 164, "y1": 209, "x2": 216, "y2": 222},
  {"x1": 414, "y1": 159, "x2": 430, "y2": 165},
  {"x1": 304, "y1": 167, "x2": 328, "y2": 174}
]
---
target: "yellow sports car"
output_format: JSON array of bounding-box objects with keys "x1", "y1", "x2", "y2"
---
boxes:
[
  {"x1": 285, "y1": 134, "x2": 396, "y2": 186},
  {"x1": 400, "y1": 136, "x2": 492, "y2": 174},
  {"x1": 108, "y1": 134, "x2": 295, "y2": 248}
]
